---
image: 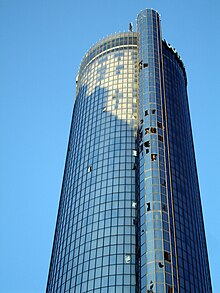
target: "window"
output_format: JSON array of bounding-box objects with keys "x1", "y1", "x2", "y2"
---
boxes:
[
  {"x1": 125, "y1": 254, "x2": 131, "y2": 263},
  {"x1": 133, "y1": 150, "x2": 138, "y2": 157},
  {"x1": 164, "y1": 251, "x2": 171, "y2": 262},
  {"x1": 162, "y1": 180, "x2": 166, "y2": 187},
  {"x1": 145, "y1": 128, "x2": 150, "y2": 134},
  {"x1": 139, "y1": 60, "x2": 143, "y2": 70},
  {"x1": 151, "y1": 154, "x2": 157, "y2": 161},
  {"x1": 158, "y1": 135, "x2": 163, "y2": 142},
  {"x1": 157, "y1": 121, "x2": 162, "y2": 128},
  {"x1": 144, "y1": 141, "x2": 150, "y2": 147},
  {"x1": 151, "y1": 127, "x2": 156, "y2": 134},
  {"x1": 132, "y1": 202, "x2": 137, "y2": 208},
  {"x1": 162, "y1": 204, "x2": 167, "y2": 212}
]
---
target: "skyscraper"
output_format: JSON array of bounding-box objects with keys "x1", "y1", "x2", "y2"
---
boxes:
[{"x1": 46, "y1": 9, "x2": 212, "y2": 293}]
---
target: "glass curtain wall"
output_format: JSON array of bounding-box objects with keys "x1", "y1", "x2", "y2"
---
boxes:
[{"x1": 46, "y1": 33, "x2": 139, "y2": 293}]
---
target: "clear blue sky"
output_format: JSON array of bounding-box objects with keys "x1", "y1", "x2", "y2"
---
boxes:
[{"x1": 1, "y1": 0, "x2": 219, "y2": 292}]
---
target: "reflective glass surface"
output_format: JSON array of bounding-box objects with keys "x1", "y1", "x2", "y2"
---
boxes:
[
  {"x1": 47, "y1": 33, "x2": 139, "y2": 293},
  {"x1": 162, "y1": 42, "x2": 212, "y2": 293},
  {"x1": 47, "y1": 9, "x2": 212, "y2": 293},
  {"x1": 137, "y1": 9, "x2": 173, "y2": 293}
]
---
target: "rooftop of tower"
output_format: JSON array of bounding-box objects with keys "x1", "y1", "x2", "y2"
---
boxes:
[
  {"x1": 78, "y1": 32, "x2": 138, "y2": 78},
  {"x1": 163, "y1": 40, "x2": 187, "y2": 85},
  {"x1": 137, "y1": 8, "x2": 161, "y2": 19},
  {"x1": 76, "y1": 9, "x2": 187, "y2": 85}
]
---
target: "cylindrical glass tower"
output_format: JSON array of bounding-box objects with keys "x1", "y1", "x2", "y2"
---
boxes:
[
  {"x1": 46, "y1": 9, "x2": 212, "y2": 293},
  {"x1": 137, "y1": 9, "x2": 174, "y2": 292},
  {"x1": 162, "y1": 41, "x2": 212, "y2": 292},
  {"x1": 47, "y1": 33, "x2": 140, "y2": 293}
]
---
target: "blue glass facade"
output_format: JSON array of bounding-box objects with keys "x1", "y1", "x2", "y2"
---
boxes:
[
  {"x1": 137, "y1": 9, "x2": 174, "y2": 293},
  {"x1": 47, "y1": 9, "x2": 212, "y2": 293},
  {"x1": 47, "y1": 33, "x2": 139, "y2": 293},
  {"x1": 162, "y1": 42, "x2": 212, "y2": 292}
]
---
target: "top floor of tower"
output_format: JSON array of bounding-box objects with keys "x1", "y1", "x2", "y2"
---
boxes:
[{"x1": 77, "y1": 9, "x2": 187, "y2": 87}]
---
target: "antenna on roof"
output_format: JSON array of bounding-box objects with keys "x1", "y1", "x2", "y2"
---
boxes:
[{"x1": 129, "y1": 22, "x2": 133, "y2": 32}]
